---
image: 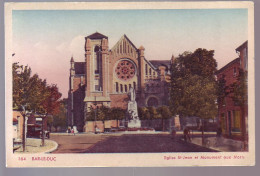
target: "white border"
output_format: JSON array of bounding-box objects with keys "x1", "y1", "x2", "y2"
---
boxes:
[{"x1": 5, "y1": 1, "x2": 255, "y2": 167}]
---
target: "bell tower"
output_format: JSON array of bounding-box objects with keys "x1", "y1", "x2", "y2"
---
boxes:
[{"x1": 84, "y1": 32, "x2": 111, "y2": 112}]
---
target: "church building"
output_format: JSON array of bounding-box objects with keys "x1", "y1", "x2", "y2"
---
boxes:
[{"x1": 67, "y1": 32, "x2": 173, "y2": 132}]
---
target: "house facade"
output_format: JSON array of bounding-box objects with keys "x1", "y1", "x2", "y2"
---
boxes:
[{"x1": 216, "y1": 41, "x2": 248, "y2": 140}]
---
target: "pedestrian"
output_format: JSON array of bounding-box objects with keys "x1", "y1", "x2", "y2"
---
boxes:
[
  {"x1": 67, "y1": 128, "x2": 71, "y2": 136},
  {"x1": 171, "y1": 128, "x2": 176, "y2": 140},
  {"x1": 71, "y1": 128, "x2": 75, "y2": 136},
  {"x1": 184, "y1": 127, "x2": 191, "y2": 142}
]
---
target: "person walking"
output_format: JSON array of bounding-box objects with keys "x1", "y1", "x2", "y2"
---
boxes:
[
  {"x1": 71, "y1": 128, "x2": 75, "y2": 136},
  {"x1": 171, "y1": 128, "x2": 176, "y2": 140},
  {"x1": 184, "y1": 127, "x2": 191, "y2": 142},
  {"x1": 67, "y1": 128, "x2": 71, "y2": 136}
]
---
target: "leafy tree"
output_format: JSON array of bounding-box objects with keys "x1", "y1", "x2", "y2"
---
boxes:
[
  {"x1": 12, "y1": 63, "x2": 62, "y2": 115},
  {"x1": 13, "y1": 63, "x2": 62, "y2": 146},
  {"x1": 157, "y1": 106, "x2": 172, "y2": 131},
  {"x1": 138, "y1": 107, "x2": 147, "y2": 120},
  {"x1": 52, "y1": 99, "x2": 67, "y2": 132},
  {"x1": 110, "y1": 108, "x2": 126, "y2": 127},
  {"x1": 170, "y1": 49, "x2": 218, "y2": 144},
  {"x1": 147, "y1": 107, "x2": 161, "y2": 127}
]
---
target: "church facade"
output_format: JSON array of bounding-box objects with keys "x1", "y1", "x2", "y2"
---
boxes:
[{"x1": 67, "y1": 32, "x2": 173, "y2": 131}]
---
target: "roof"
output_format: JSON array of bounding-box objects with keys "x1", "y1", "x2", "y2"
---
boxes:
[
  {"x1": 13, "y1": 111, "x2": 23, "y2": 122},
  {"x1": 149, "y1": 60, "x2": 171, "y2": 70},
  {"x1": 236, "y1": 41, "x2": 248, "y2": 52},
  {"x1": 111, "y1": 34, "x2": 138, "y2": 51},
  {"x1": 74, "y1": 62, "x2": 85, "y2": 74},
  {"x1": 85, "y1": 32, "x2": 108, "y2": 40},
  {"x1": 216, "y1": 58, "x2": 240, "y2": 75}
]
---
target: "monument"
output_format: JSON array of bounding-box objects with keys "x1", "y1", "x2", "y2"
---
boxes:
[{"x1": 127, "y1": 88, "x2": 141, "y2": 128}]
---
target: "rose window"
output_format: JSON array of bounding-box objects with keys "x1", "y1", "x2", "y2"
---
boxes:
[{"x1": 115, "y1": 60, "x2": 136, "y2": 81}]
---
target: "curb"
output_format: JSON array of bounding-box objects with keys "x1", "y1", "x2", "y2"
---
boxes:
[{"x1": 43, "y1": 140, "x2": 58, "y2": 154}]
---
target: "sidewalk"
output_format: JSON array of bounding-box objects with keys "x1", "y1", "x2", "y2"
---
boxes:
[
  {"x1": 14, "y1": 138, "x2": 58, "y2": 154},
  {"x1": 190, "y1": 136, "x2": 246, "y2": 152}
]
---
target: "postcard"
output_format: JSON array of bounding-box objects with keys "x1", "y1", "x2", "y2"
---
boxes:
[{"x1": 5, "y1": 1, "x2": 255, "y2": 167}]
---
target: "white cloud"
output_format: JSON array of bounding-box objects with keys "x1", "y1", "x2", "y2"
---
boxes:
[{"x1": 69, "y1": 35, "x2": 85, "y2": 61}]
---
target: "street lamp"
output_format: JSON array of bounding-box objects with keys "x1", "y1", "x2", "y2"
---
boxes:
[{"x1": 94, "y1": 96, "x2": 97, "y2": 134}]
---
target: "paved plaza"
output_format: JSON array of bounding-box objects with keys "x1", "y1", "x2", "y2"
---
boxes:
[{"x1": 50, "y1": 133, "x2": 217, "y2": 153}]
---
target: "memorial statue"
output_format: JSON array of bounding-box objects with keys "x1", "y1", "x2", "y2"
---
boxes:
[{"x1": 127, "y1": 87, "x2": 141, "y2": 128}]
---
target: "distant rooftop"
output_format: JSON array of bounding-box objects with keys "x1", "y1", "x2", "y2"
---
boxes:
[
  {"x1": 85, "y1": 32, "x2": 108, "y2": 40},
  {"x1": 149, "y1": 60, "x2": 171, "y2": 71},
  {"x1": 216, "y1": 58, "x2": 240, "y2": 74}
]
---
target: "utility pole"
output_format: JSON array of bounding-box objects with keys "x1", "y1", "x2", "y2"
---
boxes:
[{"x1": 21, "y1": 105, "x2": 27, "y2": 152}]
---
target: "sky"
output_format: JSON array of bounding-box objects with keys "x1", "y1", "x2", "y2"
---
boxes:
[{"x1": 12, "y1": 9, "x2": 248, "y2": 98}]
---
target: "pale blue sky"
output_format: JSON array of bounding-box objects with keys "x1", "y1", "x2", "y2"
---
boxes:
[{"x1": 12, "y1": 9, "x2": 248, "y2": 97}]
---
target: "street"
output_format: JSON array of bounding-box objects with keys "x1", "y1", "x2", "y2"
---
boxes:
[{"x1": 50, "y1": 133, "x2": 217, "y2": 153}]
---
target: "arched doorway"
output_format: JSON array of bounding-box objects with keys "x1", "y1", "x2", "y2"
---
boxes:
[{"x1": 147, "y1": 97, "x2": 159, "y2": 107}]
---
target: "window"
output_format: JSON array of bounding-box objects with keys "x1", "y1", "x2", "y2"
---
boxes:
[
  {"x1": 149, "y1": 68, "x2": 152, "y2": 75},
  {"x1": 129, "y1": 84, "x2": 132, "y2": 90},
  {"x1": 80, "y1": 76, "x2": 84, "y2": 86},
  {"x1": 145, "y1": 64, "x2": 148, "y2": 75},
  {"x1": 233, "y1": 67, "x2": 237, "y2": 77},
  {"x1": 232, "y1": 110, "x2": 241, "y2": 132},
  {"x1": 120, "y1": 84, "x2": 123, "y2": 92},
  {"x1": 125, "y1": 85, "x2": 127, "y2": 92},
  {"x1": 94, "y1": 46, "x2": 101, "y2": 74},
  {"x1": 116, "y1": 82, "x2": 119, "y2": 92}
]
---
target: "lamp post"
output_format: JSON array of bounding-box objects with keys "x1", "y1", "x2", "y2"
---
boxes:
[{"x1": 94, "y1": 96, "x2": 97, "y2": 134}]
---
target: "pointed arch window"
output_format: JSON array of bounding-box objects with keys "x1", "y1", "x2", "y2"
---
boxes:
[
  {"x1": 116, "y1": 82, "x2": 119, "y2": 92},
  {"x1": 120, "y1": 84, "x2": 123, "y2": 92},
  {"x1": 125, "y1": 85, "x2": 127, "y2": 92},
  {"x1": 94, "y1": 45, "x2": 101, "y2": 74}
]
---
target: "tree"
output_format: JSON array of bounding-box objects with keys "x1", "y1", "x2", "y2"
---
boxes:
[
  {"x1": 170, "y1": 49, "x2": 218, "y2": 145},
  {"x1": 110, "y1": 108, "x2": 126, "y2": 127},
  {"x1": 147, "y1": 107, "x2": 161, "y2": 127},
  {"x1": 157, "y1": 106, "x2": 172, "y2": 131},
  {"x1": 12, "y1": 63, "x2": 62, "y2": 147},
  {"x1": 52, "y1": 99, "x2": 67, "y2": 132}
]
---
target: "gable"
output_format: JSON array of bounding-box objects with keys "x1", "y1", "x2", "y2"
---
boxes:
[{"x1": 111, "y1": 35, "x2": 138, "y2": 58}]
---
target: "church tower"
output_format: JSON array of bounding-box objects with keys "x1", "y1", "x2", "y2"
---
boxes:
[{"x1": 84, "y1": 32, "x2": 111, "y2": 111}]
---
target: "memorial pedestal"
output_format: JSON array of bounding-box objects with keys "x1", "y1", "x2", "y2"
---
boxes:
[{"x1": 128, "y1": 119, "x2": 141, "y2": 128}]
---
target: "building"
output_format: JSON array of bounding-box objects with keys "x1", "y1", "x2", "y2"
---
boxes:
[
  {"x1": 67, "y1": 32, "x2": 173, "y2": 132},
  {"x1": 13, "y1": 111, "x2": 24, "y2": 140},
  {"x1": 216, "y1": 41, "x2": 248, "y2": 141}
]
